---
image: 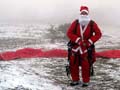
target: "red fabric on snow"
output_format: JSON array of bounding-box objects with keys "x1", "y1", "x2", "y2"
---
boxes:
[
  {"x1": 1, "y1": 51, "x2": 17, "y2": 60},
  {"x1": 0, "y1": 48, "x2": 120, "y2": 60},
  {"x1": 96, "y1": 50, "x2": 120, "y2": 58},
  {"x1": 0, "y1": 54, "x2": 3, "y2": 60},
  {"x1": 41, "y1": 49, "x2": 67, "y2": 58},
  {"x1": 0, "y1": 48, "x2": 67, "y2": 60},
  {"x1": 16, "y1": 48, "x2": 42, "y2": 58}
]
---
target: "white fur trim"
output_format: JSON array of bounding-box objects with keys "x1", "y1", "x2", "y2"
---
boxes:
[
  {"x1": 79, "y1": 47, "x2": 88, "y2": 54},
  {"x1": 88, "y1": 39, "x2": 93, "y2": 44},
  {"x1": 75, "y1": 37, "x2": 81, "y2": 43},
  {"x1": 72, "y1": 46, "x2": 83, "y2": 54},
  {"x1": 79, "y1": 47, "x2": 83, "y2": 54},
  {"x1": 84, "y1": 50, "x2": 87, "y2": 53},
  {"x1": 79, "y1": 21, "x2": 90, "y2": 40},
  {"x1": 72, "y1": 47, "x2": 80, "y2": 52},
  {"x1": 80, "y1": 25, "x2": 83, "y2": 40},
  {"x1": 72, "y1": 46, "x2": 88, "y2": 54},
  {"x1": 80, "y1": 10, "x2": 89, "y2": 14}
]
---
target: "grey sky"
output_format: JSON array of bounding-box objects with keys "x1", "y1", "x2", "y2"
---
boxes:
[{"x1": 0, "y1": 0, "x2": 120, "y2": 26}]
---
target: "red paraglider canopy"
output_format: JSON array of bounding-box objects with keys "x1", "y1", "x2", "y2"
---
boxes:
[
  {"x1": 16, "y1": 48, "x2": 42, "y2": 58},
  {"x1": 1, "y1": 51, "x2": 17, "y2": 60},
  {"x1": 0, "y1": 48, "x2": 120, "y2": 60},
  {"x1": 96, "y1": 50, "x2": 120, "y2": 58}
]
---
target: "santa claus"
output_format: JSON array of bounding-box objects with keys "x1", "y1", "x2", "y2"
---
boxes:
[{"x1": 67, "y1": 6, "x2": 102, "y2": 87}]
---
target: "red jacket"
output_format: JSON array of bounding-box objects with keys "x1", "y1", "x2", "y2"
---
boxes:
[
  {"x1": 67, "y1": 20, "x2": 102, "y2": 55},
  {"x1": 67, "y1": 20, "x2": 102, "y2": 45}
]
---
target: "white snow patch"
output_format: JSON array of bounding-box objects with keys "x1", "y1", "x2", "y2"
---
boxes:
[{"x1": 0, "y1": 58, "x2": 62, "y2": 90}]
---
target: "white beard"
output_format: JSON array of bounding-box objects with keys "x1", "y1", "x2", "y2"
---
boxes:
[{"x1": 79, "y1": 15, "x2": 91, "y2": 26}]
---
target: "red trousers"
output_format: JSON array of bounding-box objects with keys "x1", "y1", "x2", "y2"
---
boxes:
[{"x1": 70, "y1": 53, "x2": 90, "y2": 83}]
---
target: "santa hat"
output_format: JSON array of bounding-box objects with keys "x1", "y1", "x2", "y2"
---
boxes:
[{"x1": 80, "y1": 6, "x2": 89, "y2": 14}]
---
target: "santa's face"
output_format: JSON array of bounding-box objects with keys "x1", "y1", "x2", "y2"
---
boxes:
[{"x1": 80, "y1": 11, "x2": 88, "y2": 15}]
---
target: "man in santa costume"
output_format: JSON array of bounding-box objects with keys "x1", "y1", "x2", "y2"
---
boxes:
[{"x1": 67, "y1": 6, "x2": 102, "y2": 87}]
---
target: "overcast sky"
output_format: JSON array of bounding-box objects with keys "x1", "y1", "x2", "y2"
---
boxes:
[{"x1": 0, "y1": 0, "x2": 120, "y2": 25}]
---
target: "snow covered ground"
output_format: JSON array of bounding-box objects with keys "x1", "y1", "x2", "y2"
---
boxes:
[{"x1": 0, "y1": 24, "x2": 120, "y2": 90}]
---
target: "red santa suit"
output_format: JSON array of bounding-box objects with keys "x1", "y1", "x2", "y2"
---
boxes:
[{"x1": 66, "y1": 7, "x2": 102, "y2": 83}]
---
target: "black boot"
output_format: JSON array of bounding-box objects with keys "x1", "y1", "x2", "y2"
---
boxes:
[
  {"x1": 82, "y1": 82, "x2": 89, "y2": 87},
  {"x1": 70, "y1": 81, "x2": 79, "y2": 86}
]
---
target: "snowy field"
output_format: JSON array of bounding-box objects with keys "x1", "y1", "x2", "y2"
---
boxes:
[{"x1": 0, "y1": 24, "x2": 120, "y2": 90}]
